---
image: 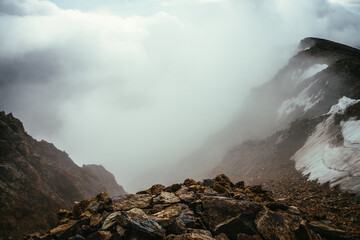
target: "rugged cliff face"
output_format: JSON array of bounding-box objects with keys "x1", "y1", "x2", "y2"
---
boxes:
[
  {"x1": 173, "y1": 38, "x2": 360, "y2": 182},
  {"x1": 0, "y1": 111, "x2": 126, "y2": 239},
  {"x1": 213, "y1": 38, "x2": 360, "y2": 192}
]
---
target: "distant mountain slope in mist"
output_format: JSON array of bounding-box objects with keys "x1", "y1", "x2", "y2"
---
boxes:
[
  {"x1": 0, "y1": 111, "x2": 126, "y2": 238},
  {"x1": 212, "y1": 38, "x2": 360, "y2": 192},
  {"x1": 172, "y1": 38, "x2": 360, "y2": 191}
]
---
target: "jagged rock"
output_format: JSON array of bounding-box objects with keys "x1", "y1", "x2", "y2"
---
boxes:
[
  {"x1": 114, "y1": 225, "x2": 126, "y2": 238},
  {"x1": 201, "y1": 196, "x2": 263, "y2": 232},
  {"x1": 255, "y1": 210, "x2": 319, "y2": 240},
  {"x1": 34, "y1": 174, "x2": 358, "y2": 240},
  {"x1": 177, "y1": 203, "x2": 195, "y2": 226},
  {"x1": 150, "y1": 184, "x2": 166, "y2": 195},
  {"x1": 86, "y1": 230, "x2": 112, "y2": 240},
  {"x1": 89, "y1": 213, "x2": 102, "y2": 228},
  {"x1": 184, "y1": 178, "x2": 198, "y2": 187},
  {"x1": 164, "y1": 183, "x2": 183, "y2": 192},
  {"x1": 150, "y1": 204, "x2": 183, "y2": 227},
  {"x1": 113, "y1": 194, "x2": 152, "y2": 210},
  {"x1": 186, "y1": 228, "x2": 213, "y2": 236},
  {"x1": 213, "y1": 174, "x2": 234, "y2": 189},
  {"x1": 153, "y1": 191, "x2": 181, "y2": 204},
  {"x1": 126, "y1": 215, "x2": 166, "y2": 239},
  {"x1": 168, "y1": 233, "x2": 216, "y2": 240},
  {"x1": 215, "y1": 233, "x2": 230, "y2": 240},
  {"x1": 69, "y1": 234, "x2": 86, "y2": 240},
  {"x1": 203, "y1": 179, "x2": 217, "y2": 188},
  {"x1": 151, "y1": 204, "x2": 172, "y2": 214},
  {"x1": 203, "y1": 188, "x2": 219, "y2": 196},
  {"x1": 309, "y1": 220, "x2": 348, "y2": 240},
  {"x1": 236, "y1": 233, "x2": 262, "y2": 240},
  {"x1": 213, "y1": 214, "x2": 259, "y2": 239},
  {"x1": 49, "y1": 220, "x2": 76, "y2": 239},
  {"x1": 102, "y1": 212, "x2": 122, "y2": 230},
  {"x1": 212, "y1": 183, "x2": 231, "y2": 197},
  {"x1": 166, "y1": 217, "x2": 187, "y2": 235},
  {"x1": 176, "y1": 186, "x2": 197, "y2": 202},
  {"x1": 234, "y1": 181, "x2": 245, "y2": 189},
  {"x1": 288, "y1": 206, "x2": 301, "y2": 215}
]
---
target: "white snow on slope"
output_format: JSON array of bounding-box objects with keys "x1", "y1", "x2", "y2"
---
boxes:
[
  {"x1": 292, "y1": 96, "x2": 360, "y2": 192},
  {"x1": 277, "y1": 81, "x2": 323, "y2": 117},
  {"x1": 327, "y1": 96, "x2": 360, "y2": 114},
  {"x1": 297, "y1": 64, "x2": 328, "y2": 84}
]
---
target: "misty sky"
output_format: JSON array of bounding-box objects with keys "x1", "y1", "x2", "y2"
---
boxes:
[{"x1": 1, "y1": 0, "x2": 360, "y2": 192}]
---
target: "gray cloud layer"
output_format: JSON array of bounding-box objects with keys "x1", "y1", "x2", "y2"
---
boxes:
[{"x1": 0, "y1": 0, "x2": 360, "y2": 192}]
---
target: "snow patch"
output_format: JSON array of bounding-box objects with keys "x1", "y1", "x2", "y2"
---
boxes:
[
  {"x1": 342, "y1": 120, "x2": 360, "y2": 148},
  {"x1": 277, "y1": 81, "x2": 322, "y2": 117},
  {"x1": 297, "y1": 64, "x2": 328, "y2": 84},
  {"x1": 304, "y1": 47, "x2": 311, "y2": 51},
  {"x1": 292, "y1": 98, "x2": 360, "y2": 191},
  {"x1": 327, "y1": 96, "x2": 360, "y2": 114}
]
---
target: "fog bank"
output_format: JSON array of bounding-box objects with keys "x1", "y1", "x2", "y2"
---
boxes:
[{"x1": 0, "y1": 0, "x2": 360, "y2": 192}]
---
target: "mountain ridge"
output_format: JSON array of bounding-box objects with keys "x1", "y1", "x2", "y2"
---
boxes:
[
  {"x1": 166, "y1": 37, "x2": 360, "y2": 186},
  {"x1": 0, "y1": 111, "x2": 126, "y2": 239}
]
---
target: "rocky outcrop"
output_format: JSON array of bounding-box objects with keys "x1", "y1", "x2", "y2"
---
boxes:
[
  {"x1": 27, "y1": 174, "x2": 358, "y2": 240},
  {"x1": 0, "y1": 111, "x2": 126, "y2": 239}
]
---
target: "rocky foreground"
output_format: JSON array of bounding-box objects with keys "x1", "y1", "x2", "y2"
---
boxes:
[{"x1": 27, "y1": 174, "x2": 358, "y2": 240}]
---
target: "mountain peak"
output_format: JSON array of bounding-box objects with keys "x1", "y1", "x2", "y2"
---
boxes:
[{"x1": 298, "y1": 37, "x2": 360, "y2": 61}]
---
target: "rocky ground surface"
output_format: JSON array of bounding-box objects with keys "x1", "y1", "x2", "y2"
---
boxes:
[
  {"x1": 27, "y1": 174, "x2": 359, "y2": 240},
  {"x1": 262, "y1": 167, "x2": 360, "y2": 239}
]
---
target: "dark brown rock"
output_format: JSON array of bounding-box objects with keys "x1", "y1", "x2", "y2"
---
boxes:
[
  {"x1": 215, "y1": 233, "x2": 230, "y2": 240},
  {"x1": 201, "y1": 196, "x2": 263, "y2": 232},
  {"x1": 236, "y1": 233, "x2": 262, "y2": 240},
  {"x1": 255, "y1": 210, "x2": 319, "y2": 240},
  {"x1": 153, "y1": 192, "x2": 181, "y2": 204},
  {"x1": 176, "y1": 186, "x2": 197, "y2": 202},
  {"x1": 184, "y1": 178, "x2": 198, "y2": 187},
  {"x1": 309, "y1": 220, "x2": 348, "y2": 240},
  {"x1": 213, "y1": 174, "x2": 234, "y2": 189},
  {"x1": 150, "y1": 184, "x2": 166, "y2": 195},
  {"x1": 214, "y1": 215, "x2": 259, "y2": 240},
  {"x1": 164, "y1": 183, "x2": 183, "y2": 193}
]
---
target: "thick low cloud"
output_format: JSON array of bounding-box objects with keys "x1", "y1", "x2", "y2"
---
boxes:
[{"x1": 0, "y1": 0, "x2": 359, "y2": 192}]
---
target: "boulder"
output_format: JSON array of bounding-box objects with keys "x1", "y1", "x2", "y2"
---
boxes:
[
  {"x1": 309, "y1": 220, "x2": 348, "y2": 240},
  {"x1": 113, "y1": 194, "x2": 152, "y2": 210},
  {"x1": 153, "y1": 192, "x2": 181, "y2": 204},
  {"x1": 201, "y1": 196, "x2": 263, "y2": 231},
  {"x1": 176, "y1": 186, "x2": 197, "y2": 202},
  {"x1": 213, "y1": 174, "x2": 234, "y2": 189},
  {"x1": 255, "y1": 210, "x2": 320, "y2": 240}
]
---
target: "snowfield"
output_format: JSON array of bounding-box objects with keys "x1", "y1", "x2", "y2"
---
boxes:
[{"x1": 292, "y1": 96, "x2": 360, "y2": 192}]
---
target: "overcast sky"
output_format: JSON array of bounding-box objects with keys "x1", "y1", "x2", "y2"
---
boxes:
[{"x1": 1, "y1": 0, "x2": 360, "y2": 192}]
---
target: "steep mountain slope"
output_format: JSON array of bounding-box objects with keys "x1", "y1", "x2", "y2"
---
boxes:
[
  {"x1": 0, "y1": 111, "x2": 126, "y2": 239},
  {"x1": 212, "y1": 38, "x2": 360, "y2": 192},
  {"x1": 173, "y1": 37, "x2": 360, "y2": 182},
  {"x1": 82, "y1": 164, "x2": 126, "y2": 197}
]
